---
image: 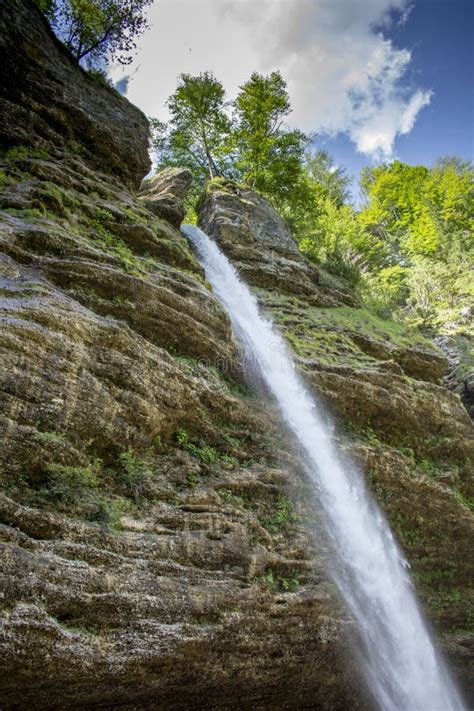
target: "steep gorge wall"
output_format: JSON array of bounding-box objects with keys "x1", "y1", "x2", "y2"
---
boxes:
[
  {"x1": 0, "y1": 2, "x2": 366, "y2": 709},
  {"x1": 200, "y1": 179, "x2": 474, "y2": 698},
  {"x1": 0, "y1": 2, "x2": 473, "y2": 709}
]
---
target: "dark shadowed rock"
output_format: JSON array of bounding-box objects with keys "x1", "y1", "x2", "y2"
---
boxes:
[
  {"x1": 0, "y1": 1, "x2": 473, "y2": 708},
  {"x1": 139, "y1": 167, "x2": 193, "y2": 227},
  {"x1": 0, "y1": 0, "x2": 150, "y2": 188}
]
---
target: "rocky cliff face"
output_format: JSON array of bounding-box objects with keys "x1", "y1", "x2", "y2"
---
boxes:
[
  {"x1": 0, "y1": 0, "x2": 149, "y2": 188},
  {"x1": 0, "y1": 2, "x2": 473, "y2": 709},
  {"x1": 200, "y1": 179, "x2": 474, "y2": 698}
]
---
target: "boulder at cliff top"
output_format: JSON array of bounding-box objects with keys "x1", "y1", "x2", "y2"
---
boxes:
[
  {"x1": 139, "y1": 167, "x2": 193, "y2": 227},
  {"x1": 199, "y1": 178, "x2": 357, "y2": 307},
  {"x1": 1, "y1": 1, "x2": 473, "y2": 707},
  {"x1": 0, "y1": 4, "x2": 367, "y2": 708},
  {"x1": 0, "y1": 0, "x2": 150, "y2": 188}
]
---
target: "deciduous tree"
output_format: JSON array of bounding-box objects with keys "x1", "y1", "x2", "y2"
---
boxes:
[
  {"x1": 152, "y1": 72, "x2": 232, "y2": 182},
  {"x1": 232, "y1": 71, "x2": 308, "y2": 203},
  {"x1": 34, "y1": 0, "x2": 152, "y2": 65}
]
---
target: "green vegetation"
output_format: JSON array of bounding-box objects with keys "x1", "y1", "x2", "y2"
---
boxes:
[
  {"x1": 87, "y1": 495, "x2": 123, "y2": 528},
  {"x1": 33, "y1": 0, "x2": 153, "y2": 66},
  {"x1": 5, "y1": 146, "x2": 51, "y2": 161},
  {"x1": 265, "y1": 290, "x2": 432, "y2": 371},
  {"x1": 35, "y1": 455, "x2": 142, "y2": 528},
  {"x1": 453, "y1": 488, "x2": 474, "y2": 513},
  {"x1": 394, "y1": 513, "x2": 423, "y2": 546},
  {"x1": 262, "y1": 495, "x2": 297, "y2": 533},
  {"x1": 259, "y1": 569, "x2": 300, "y2": 593},
  {"x1": 175, "y1": 429, "x2": 237, "y2": 467},
  {"x1": 185, "y1": 472, "x2": 200, "y2": 488},
  {"x1": 46, "y1": 462, "x2": 99, "y2": 502},
  {"x1": 87, "y1": 210, "x2": 144, "y2": 275},
  {"x1": 218, "y1": 488, "x2": 246, "y2": 507},
  {"x1": 34, "y1": 430, "x2": 68, "y2": 446},
  {"x1": 356, "y1": 158, "x2": 474, "y2": 330},
  {"x1": 151, "y1": 72, "x2": 231, "y2": 183},
  {"x1": 117, "y1": 448, "x2": 152, "y2": 502},
  {"x1": 41, "y1": 461, "x2": 123, "y2": 527},
  {"x1": 152, "y1": 69, "x2": 308, "y2": 214},
  {"x1": 231, "y1": 71, "x2": 307, "y2": 204}
]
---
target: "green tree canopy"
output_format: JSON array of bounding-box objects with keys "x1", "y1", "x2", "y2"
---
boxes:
[
  {"x1": 359, "y1": 159, "x2": 474, "y2": 258},
  {"x1": 357, "y1": 158, "x2": 474, "y2": 324},
  {"x1": 152, "y1": 70, "x2": 309, "y2": 210},
  {"x1": 34, "y1": 0, "x2": 152, "y2": 65},
  {"x1": 232, "y1": 71, "x2": 308, "y2": 203},
  {"x1": 304, "y1": 149, "x2": 350, "y2": 206},
  {"x1": 152, "y1": 72, "x2": 232, "y2": 182}
]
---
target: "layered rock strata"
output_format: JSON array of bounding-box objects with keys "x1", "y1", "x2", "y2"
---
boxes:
[{"x1": 0, "y1": 1, "x2": 473, "y2": 708}]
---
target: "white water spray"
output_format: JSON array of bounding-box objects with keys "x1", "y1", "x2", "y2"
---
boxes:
[{"x1": 182, "y1": 224, "x2": 465, "y2": 711}]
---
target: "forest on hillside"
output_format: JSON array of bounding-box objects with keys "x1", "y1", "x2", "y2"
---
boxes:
[
  {"x1": 30, "y1": 0, "x2": 473, "y2": 391},
  {"x1": 32, "y1": 0, "x2": 474, "y2": 347},
  {"x1": 152, "y1": 70, "x2": 474, "y2": 345}
]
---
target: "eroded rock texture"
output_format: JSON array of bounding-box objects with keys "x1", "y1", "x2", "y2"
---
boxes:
[
  {"x1": 0, "y1": 2, "x2": 366, "y2": 709},
  {"x1": 0, "y1": 1, "x2": 473, "y2": 709},
  {"x1": 0, "y1": 0, "x2": 149, "y2": 188},
  {"x1": 200, "y1": 180, "x2": 474, "y2": 701}
]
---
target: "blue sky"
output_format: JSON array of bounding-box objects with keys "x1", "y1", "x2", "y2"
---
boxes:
[
  {"x1": 110, "y1": 0, "x2": 474, "y2": 192},
  {"x1": 320, "y1": 0, "x2": 474, "y2": 188}
]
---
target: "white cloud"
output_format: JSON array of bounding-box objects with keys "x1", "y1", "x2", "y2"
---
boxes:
[
  {"x1": 109, "y1": 0, "x2": 431, "y2": 161},
  {"x1": 397, "y1": 3, "x2": 414, "y2": 26}
]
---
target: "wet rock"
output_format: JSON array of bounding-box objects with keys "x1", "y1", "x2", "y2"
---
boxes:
[
  {"x1": 139, "y1": 167, "x2": 193, "y2": 227},
  {"x1": 0, "y1": 1, "x2": 473, "y2": 707},
  {"x1": 0, "y1": 0, "x2": 150, "y2": 188}
]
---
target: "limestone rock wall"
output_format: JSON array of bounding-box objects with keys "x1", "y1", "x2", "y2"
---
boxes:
[
  {"x1": 0, "y1": 3, "x2": 366, "y2": 709},
  {"x1": 0, "y1": 116, "x2": 362, "y2": 711},
  {"x1": 0, "y1": 1, "x2": 473, "y2": 708},
  {"x1": 200, "y1": 181, "x2": 474, "y2": 701},
  {"x1": 0, "y1": 0, "x2": 150, "y2": 188}
]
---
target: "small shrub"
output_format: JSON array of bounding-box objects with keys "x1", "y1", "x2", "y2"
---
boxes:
[
  {"x1": 117, "y1": 448, "x2": 152, "y2": 502},
  {"x1": 112, "y1": 295, "x2": 133, "y2": 306},
  {"x1": 262, "y1": 495, "x2": 297, "y2": 533},
  {"x1": 280, "y1": 576, "x2": 300, "y2": 592},
  {"x1": 453, "y1": 488, "x2": 474, "y2": 512},
  {"x1": 87, "y1": 496, "x2": 123, "y2": 529},
  {"x1": 176, "y1": 429, "x2": 190, "y2": 447},
  {"x1": 86, "y1": 69, "x2": 119, "y2": 95},
  {"x1": 218, "y1": 488, "x2": 245, "y2": 507},
  {"x1": 34, "y1": 430, "x2": 67, "y2": 446},
  {"x1": 196, "y1": 445, "x2": 220, "y2": 465},
  {"x1": 176, "y1": 429, "x2": 220, "y2": 465},
  {"x1": 259, "y1": 569, "x2": 300, "y2": 593},
  {"x1": 46, "y1": 463, "x2": 98, "y2": 502},
  {"x1": 95, "y1": 206, "x2": 114, "y2": 222},
  {"x1": 152, "y1": 434, "x2": 164, "y2": 452},
  {"x1": 5, "y1": 146, "x2": 50, "y2": 161},
  {"x1": 186, "y1": 471, "x2": 200, "y2": 488},
  {"x1": 273, "y1": 495, "x2": 296, "y2": 526}
]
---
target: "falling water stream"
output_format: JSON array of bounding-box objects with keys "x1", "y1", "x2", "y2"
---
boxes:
[{"x1": 182, "y1": 224, "x2": 465, "y2": 711}]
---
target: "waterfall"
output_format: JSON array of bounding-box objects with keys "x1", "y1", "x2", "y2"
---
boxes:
[{"x1": 182, "y1": 224, "x2": 465, "y2": 711}]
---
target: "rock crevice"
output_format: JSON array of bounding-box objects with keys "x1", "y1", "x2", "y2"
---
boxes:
[{"x1": 0, "y1": 2, "x2": 473, "y2": 708}]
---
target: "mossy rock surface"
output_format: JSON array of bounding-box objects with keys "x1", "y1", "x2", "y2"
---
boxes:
[{"x1": 0, "y1": 1, "x2": 473, "y2": 707}]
